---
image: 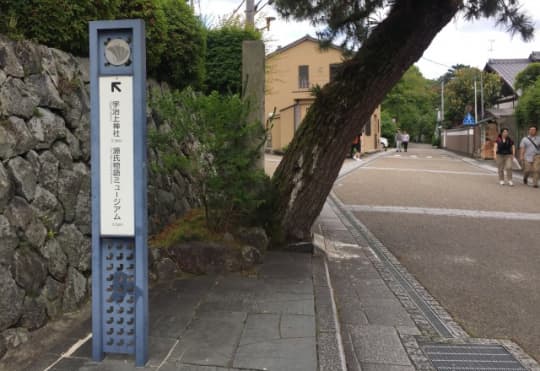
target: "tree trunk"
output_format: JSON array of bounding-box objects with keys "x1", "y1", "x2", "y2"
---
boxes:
[{"x1": 271, "y1": 0, "x2": 460, "y2": 244}]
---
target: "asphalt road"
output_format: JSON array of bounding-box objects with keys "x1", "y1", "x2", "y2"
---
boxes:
[{"x1": 333, "y1": 143, "x2": 540, "y2": 362}]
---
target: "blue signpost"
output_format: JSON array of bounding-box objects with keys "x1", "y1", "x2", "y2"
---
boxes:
[{"x1": 89, "y1": 19, "x2": 148, "y2": 366}]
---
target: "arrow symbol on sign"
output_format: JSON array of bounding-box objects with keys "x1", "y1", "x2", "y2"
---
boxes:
[{"x1": 111, "y1": 81, "x2": 122, "y2": 93}]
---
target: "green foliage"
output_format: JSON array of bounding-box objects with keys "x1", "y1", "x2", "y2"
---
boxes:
[
  {"x1": 150, "y1": 87, "x2": 271, "y2": 232},
  {"x1": 117, "y1": 0, "x2": 168, "y2": 74},
  {"x1": 154, "y1": 0, "x2": 206, "y2": 89},
  {"x1": 516, "y1": 79, "x2": 540, "y2": 128},
  {"x1": 150, "y1": 209, "x2": 215, "y2": 248},
  {"x1": 381, "y1": 66, "x2": 437, "y2": 142},
  {"x1": 515, "y1": 63, "x2": 540, "y2": 92},
  {"x1": 273, "y1": 0, "x2": 534, "y2": 49},
  {"x1": 205, "y1": 25, "x2": 260, "y2": 94},
  {"x1": 444, "y1": 67, "x2": 501, "y2": 127},
  {"x1": 0, "y1": 0, "x2": 205, "y2": 89},
  {"x1": 0, "y1": 0, "x2": 121, "y2": 55},
  {"x1": 439, "y1": 64, "x2": 469, "y2": 84},
  {"x1": 380, "y1": 110, "x2": 397, "y2": 146}
]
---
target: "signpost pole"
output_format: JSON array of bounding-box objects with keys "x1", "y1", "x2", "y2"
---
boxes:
[{"x1": 90, "y1": 19, "x2": 147, "y2": 367}]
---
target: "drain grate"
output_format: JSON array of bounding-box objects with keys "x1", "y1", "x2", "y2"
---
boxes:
[{"x1": 422, "y1": 344, "x2": 526, "y2": 371}]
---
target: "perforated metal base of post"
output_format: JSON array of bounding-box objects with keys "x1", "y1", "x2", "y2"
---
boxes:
[{"x1": 101, "y1": 238, "x2": 136, "y2": 354}]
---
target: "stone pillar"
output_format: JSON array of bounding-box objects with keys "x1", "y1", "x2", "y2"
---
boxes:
[{"x1": 242, "y1": 40, "x2": 265, "y2": 169}]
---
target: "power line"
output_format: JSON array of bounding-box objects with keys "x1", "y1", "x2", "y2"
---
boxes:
[{"x1": 420, "y1": 56, "x2": 452, "y2": 69}]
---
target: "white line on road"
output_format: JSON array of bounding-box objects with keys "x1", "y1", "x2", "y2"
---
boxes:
[
  {"x1": 347, "y1": 205, "x2": 540, "y2": 221},
  {"x1": 43, "y1": 333, "x2": 92, "y2": 371},
  {"x1": 359, "y1": 167, "x2": 491, "y2": 176}
]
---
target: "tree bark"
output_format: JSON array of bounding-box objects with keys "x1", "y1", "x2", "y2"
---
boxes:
[{"x1": 271, "y1": 0, "x2": 460, "y2": 244}]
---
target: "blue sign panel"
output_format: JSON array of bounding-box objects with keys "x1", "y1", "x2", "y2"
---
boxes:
[
  {"x1": 463, "y1": 112, "x2": 475, "y2": 125},
  {"x1": 89, "y1": 19, "x2": 148, "y2": 367}
]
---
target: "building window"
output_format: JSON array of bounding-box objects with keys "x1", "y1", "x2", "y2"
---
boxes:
[
  {"x1": 298, "y1": 65, "x2": 309, "y2": 89},
  {"x1": 329, "y1": 63, "x2": 341, "y2": 82}
]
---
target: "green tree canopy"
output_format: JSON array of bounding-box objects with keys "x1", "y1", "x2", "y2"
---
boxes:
[
  {"x1": 514, "y1": 62, "x2": 540, "y2": 93},
  {"x1": 443, "y1": 67, "x2": 501, "y2": 127},
  {"x1": 439, "y1": 64, "x2": 469, "y2": 84},
  {"x1": 382, "y1": 66, "x2": 438, "y2": 142},
  {"x1": 155, "y1": 0, "x2": 207, "y2": 90},
  {"x1": 516, "y1": 79, "x2": 540, "y2": 128},
  {"x1": 205, "y1": 25, "x2": 260, "y2": 95}
]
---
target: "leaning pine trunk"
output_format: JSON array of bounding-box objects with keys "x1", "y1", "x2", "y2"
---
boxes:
[{"x1": 271, "y1": 0, "x2": 460, "y2": 244}]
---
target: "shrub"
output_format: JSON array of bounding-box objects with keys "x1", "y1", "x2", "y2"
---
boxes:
[
  {"x1": 516, "y1": 78, "x2": 540, "y2": 128},
  {"x1": 117, "y1": 0, "x2": 168, "y2": 73},
  {"x1": 0, "y1": 0, "x2": 121, "y2": 55},
  {"x1": 155, "y1": 0, "x2": 206, "y2": 90},
  {"x1": 0, "y1": 0, "x2": 206, "y2": 89},
  {"x1": 205, "y1": 25, "x2": 260, "y2": 94},
  {"x1": 150, "y1": 87, "x2": 271, "y2": 232}
]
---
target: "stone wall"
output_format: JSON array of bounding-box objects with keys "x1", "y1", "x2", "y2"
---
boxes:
[{"x1": 0, "y1": 35, "x2": 198, "y2": 356}]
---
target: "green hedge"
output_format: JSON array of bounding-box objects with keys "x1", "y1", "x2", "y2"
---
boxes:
[
  {"x1": 516, "y1": 78, "x2": 540, "y2": 128},
  {"x1": 205, "y1": 26, "x2": 260, "y2": 94},
  {"x1": 0, "y1": 0, "x2": 205, "y2": 89}
]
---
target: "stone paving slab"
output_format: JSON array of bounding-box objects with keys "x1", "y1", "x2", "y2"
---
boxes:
[
  {"x1": 8, "y1": 251, "x2": 323, "y2": 371},
  {"x1": 169, "y1": 311, "x2": 247, "y2": 367},
  {"x1": 234, "y1": 337, "x2": 317, "y2": 371},
  {"x1": 347, "y1": 325, "x2": 412, "y2": 366}
]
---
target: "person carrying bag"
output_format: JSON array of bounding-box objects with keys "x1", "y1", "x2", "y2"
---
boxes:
[{"x1": 519, "y1": 124, "x2": 540, "y2": 188}]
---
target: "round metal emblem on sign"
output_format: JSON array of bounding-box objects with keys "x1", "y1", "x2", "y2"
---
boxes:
[{"x1": 105, "y1": 39, "x2": 131, "y2": 66}]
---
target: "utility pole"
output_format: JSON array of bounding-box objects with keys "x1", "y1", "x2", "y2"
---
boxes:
[
  {"x1": 246, "y1": 0, "x2": 255, "y2": 27},
  {"x1": 243, "y1": 0, "x2": 265, "y2": 168},
  {"x1": 474, "y1": 80, "x2": 478, "y2": 124},
  {"x1": 480, "y1": 72, "x2": 484, "y2": 120},
  {"x1": 441, "y1": 80, "x2": 444, "y2": 124}
]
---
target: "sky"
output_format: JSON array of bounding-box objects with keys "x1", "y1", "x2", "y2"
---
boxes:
[{"x1": 198, "y1": 0, "x2": 540, "y2": 80}]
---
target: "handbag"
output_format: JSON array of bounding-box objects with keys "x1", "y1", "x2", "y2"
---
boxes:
[{"x1": 512, "y1": 157, "x2": 522, "y2": 170}]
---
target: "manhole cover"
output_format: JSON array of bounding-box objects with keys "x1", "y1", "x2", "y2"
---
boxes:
[{"x1": 422, "y1": 344, "x2": 527, "y2": 371}]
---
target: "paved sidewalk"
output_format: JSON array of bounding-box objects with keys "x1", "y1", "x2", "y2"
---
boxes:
[
  {"x1": 1, "y1": 252, "x2": 333, "y2": 371},
  {"x1": 314, "y1": 202, "x2": 421, "y2": 371}
]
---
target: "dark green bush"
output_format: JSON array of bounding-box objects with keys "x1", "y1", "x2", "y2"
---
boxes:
[
  {"x1": 516, "y1": 78, "x2": 540, "y2": 128},
  {"x1": 0, "y1": 0, "x2": 121, "y2": 55},
  {"x1": 150, "y1": 87, "x2": 271, "y2": 232},
  {"x1": 205, "y1": 25, "x2": 260, "y2": 94},
  {"x1": 155, "y1": 0, "x2": 206, "y2": 90},
  {"x1": 0, "y1": 0, "x2": 206, "y2": 89}
]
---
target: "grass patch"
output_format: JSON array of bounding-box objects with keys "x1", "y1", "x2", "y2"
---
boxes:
[{"x1": 149, "y1": 208, "x2": 239, "y2": 249}]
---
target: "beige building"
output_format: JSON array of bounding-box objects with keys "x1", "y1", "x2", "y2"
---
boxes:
[{"x1": 265, "y1": 35, "x2": 382, "y2": 154}]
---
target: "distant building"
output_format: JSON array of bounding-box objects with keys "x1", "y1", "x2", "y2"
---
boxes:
[
  {"x1": 265, "y1": 35, "x2": 381, "y2": 154},
  {"x1": 484, "y1": 51, "x2": 540, "y2": 99}
]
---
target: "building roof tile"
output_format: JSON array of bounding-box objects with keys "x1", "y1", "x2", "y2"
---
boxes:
[{"x1": 484, "y1": 52, "x2": 540, "y2": 94}]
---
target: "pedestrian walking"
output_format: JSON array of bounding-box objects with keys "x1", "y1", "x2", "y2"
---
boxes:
[
  {"x1": 395, "y1": 130, "x2": 402, "y2": 152},
  {"x1": 493, "y1": 128, "x2": 515, "y2": 186},
  {"x1": 519, "y1": 124, "x2": 540, "y2": 188},
  {"x1": 351, "y1": 134, "x2": 361, "y2": 161},
  {"x1": 402, "y1": 131, "x2": 410, "y2": 152}
]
